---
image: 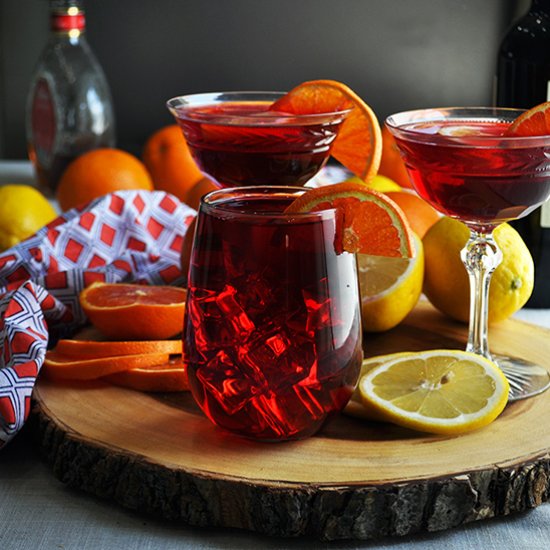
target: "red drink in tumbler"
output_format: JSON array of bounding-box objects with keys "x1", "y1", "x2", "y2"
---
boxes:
[
  {"x1": 184, "y1": 187, "x2": 363, "y2": 440},
  {"x1": 167, "y1": 93, "x2": 348, "y2": 188},
  {"x1": 392, "y1": 120, "x2": 550, "y2": 226}
]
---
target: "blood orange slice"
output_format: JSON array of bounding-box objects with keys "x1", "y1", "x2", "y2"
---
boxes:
[
  {"x1": 271, "y1": 80, "x2": 382, "y2": 182},
  {"x1": 80, "y1": 282, "x2": 186, "y2": 340},
  {"x1": 103, "y1": 357, "x2": 188, "y2": 392},
  {"x1": 286, "y1": 181, "x2": 415, "y2": 258},
  {"x1": 506, "y1": 101, "x2": 550, "y2": 136},
  {"x1": 54, "y1": 338, "x2": 182, "y2": 358},
  {"x1": 43, "y1": 351, "x2": 171, "y2": 380}
]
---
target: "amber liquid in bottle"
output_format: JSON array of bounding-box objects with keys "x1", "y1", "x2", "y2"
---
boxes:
[{"x1": 26, "y1": 0, "x2": 115, "y2": 195}]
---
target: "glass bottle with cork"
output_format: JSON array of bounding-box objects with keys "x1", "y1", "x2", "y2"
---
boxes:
[{"x1": 26, "y1": 0, "x2": 115, "y2": 196}]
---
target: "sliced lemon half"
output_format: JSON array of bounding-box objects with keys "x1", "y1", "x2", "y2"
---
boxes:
[
  {"x1": 359, "y1": 233, "x2": 424, "y2": 332},
  {"x1": 358, "y1": 349, "x2": 509, "y2": 435},
  {"x1": 344, "y1": 352, "x2": 408, "y2": 421}
]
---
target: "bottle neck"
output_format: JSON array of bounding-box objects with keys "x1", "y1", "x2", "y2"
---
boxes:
[{"x1": 50, "y1": 1, "x2": 85, "y2": 37}]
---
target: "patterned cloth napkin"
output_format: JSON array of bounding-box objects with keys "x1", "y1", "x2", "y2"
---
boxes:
[{"x1": 0, "y1": 190, "x2": 195, "y2": 448}]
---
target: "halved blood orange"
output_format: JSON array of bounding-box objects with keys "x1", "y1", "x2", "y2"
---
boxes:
[
  {"x1": 103, "y1": 357, "x2": 188, "y2": 392},
  {"x1": 80, "y1": 282, "x2": 186, "y2": 340},
  {"x1": 270, "y1": 80, "x2": 382, "y2": 182},
  {"x1": 506, "y1": 101, "x2": 550, "y2": 136},
  {"x1": 286, "y1": 181, "x2": 415, "y2": 258}
]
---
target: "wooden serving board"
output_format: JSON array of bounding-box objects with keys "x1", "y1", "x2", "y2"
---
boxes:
[{"x1": 31, "y1": 301, "x2": 550, "y2": 541}]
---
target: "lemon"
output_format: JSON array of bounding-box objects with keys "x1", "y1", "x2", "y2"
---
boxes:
[
  {"x1": 346, "y1": 174, "x2": 402, "y2": 193},
  {"x1": 344, "y1": 352, "x2": 408, "y2": 420},
  {"x1": 0, "y1": 185, "x2": 57, "y2": 251},
  {"x1": 358, "y1": 349, "x2": 509, "y2": 435},
  {"x1": 358, "y1": 233, "x2": 424, "y2": 332},
  {"x1": 423, "y1": 217, "x2": 533, "y2": 323}
]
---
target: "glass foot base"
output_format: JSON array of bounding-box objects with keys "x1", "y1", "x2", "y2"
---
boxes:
[{"x1": 494, "y1": 355, "x2": 550, "y2": 402}]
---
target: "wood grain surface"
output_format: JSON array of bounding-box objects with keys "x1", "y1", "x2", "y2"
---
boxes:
[{"x1": 31, "y1": 300, "x2": 550, "y2": 540}]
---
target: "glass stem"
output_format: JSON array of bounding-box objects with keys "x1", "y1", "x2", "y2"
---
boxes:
[{"x1": 460, "y1": 229, "x2": 503, "y2": 359}]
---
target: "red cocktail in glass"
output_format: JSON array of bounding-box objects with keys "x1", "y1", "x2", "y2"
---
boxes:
[
  {"x1": 167, "y1": 92, "x2": 349, "y2": 188},
  {"x1": 184, "y1": 186, "x2": 363, "y2": 440},
  {"x1": 386, "y1": 107, "x2": 550, "y2": 400}
]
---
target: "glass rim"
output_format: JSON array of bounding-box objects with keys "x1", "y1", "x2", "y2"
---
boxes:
[
  {"x1": 199, "y1": 185, "x2": 338, "y2": 221},
  {"x1": 166, "y1": 91, "x2": 352, "y2": 125},
  {"x1": 385, "y1": 106, "x2": 550, "y2": 147}
]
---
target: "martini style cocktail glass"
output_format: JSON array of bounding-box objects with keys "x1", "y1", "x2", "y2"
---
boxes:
[
  {"x1": 386, "y1": 107, "x2": 550, "y2": 401},
  {"x1": 166, "y1": 91, "x2": 349, "y2": 188}
]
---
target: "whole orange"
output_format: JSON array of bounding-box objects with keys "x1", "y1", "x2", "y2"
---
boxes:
[
  {"x1": 57, "y1": 148, "x2": 153, "y2": 211},
  {"x1": 379, "y1": 126, "x2": 414, "y2": 189},
  {"x1": 184, "y1": 176, "x2": 218, "y2": 210},
  {"x1": 385, "y1": 191, "x2": 440, "y2": 238},
  {"x1": 142, "y1": 125, "x2": 203, "y2": 202}
]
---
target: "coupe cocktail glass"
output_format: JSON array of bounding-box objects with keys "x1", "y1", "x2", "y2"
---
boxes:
[
  {"x1": 184, "y1": 186, "x2": 363, "y2": 440},
  {"x1": 386, "y1": 107, "x2": 550, "y2": 401},
  {"x1": 166, "y1": 91, "x2": 349, "y2": 188}
]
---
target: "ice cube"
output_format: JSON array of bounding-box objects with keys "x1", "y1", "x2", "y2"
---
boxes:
[
  {"x1": 215, "y1": 285, "x2": 255, "y2": 338},
  {"x1": 196, "y1": 349, "x2": 264, "y2": 415}
]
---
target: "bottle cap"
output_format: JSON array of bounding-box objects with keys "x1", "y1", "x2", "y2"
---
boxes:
[{"x1": 50, "y1": 6, "x2": 86, "y2": 33}]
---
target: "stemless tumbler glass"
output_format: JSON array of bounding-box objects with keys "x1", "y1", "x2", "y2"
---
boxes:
[{"x1": 183, "y1": 186, "x2": 363, "y2": 441}]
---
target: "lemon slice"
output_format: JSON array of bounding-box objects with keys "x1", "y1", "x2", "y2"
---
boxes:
[
  {"x1": 358, "y1": 350, "x2": 509, "y2": 435},
  {"x1": 438, "y1": 125, "x2": 480, "y2": 137},
  {"x1": 359, "y1": 233, "x2": 424, "y2": 332},
  {"x1": 344, "y1": 352, "x2": 408, "y2": 420}
]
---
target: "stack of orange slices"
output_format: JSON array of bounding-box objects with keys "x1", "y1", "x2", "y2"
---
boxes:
[{"x1": 43, "y1": 282, "x2": 188, "y2": 392}]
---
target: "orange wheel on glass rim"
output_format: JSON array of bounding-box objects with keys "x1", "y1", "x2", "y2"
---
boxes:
[
  {"x1": 285, "y1": 181, "x2": 415, "y2": 258},
  {"x1": 79, "y1": 282, "x2": 187, "y2": 340},
  {"x1": 506, "y1": 101, "x2": 550, "y2": 136},
  {"x1": 271, "y1": 80, "x2": 382, "y2": 182}
]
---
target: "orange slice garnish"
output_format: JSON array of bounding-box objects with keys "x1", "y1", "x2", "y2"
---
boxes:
[
  {"x1": 286, "y1": 181, "x2": 415, "y2": 258},
  {"x1": 506, "y1": 101, "x2": 550, "y2": 136},
  {"x1": 271, "y1": 80, "x2": 382, "y2": 182}
]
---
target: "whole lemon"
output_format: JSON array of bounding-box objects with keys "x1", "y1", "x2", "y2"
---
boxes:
[
  {"x1": 345, "y1": 174, "x2": 402, "y2": 193},
  {"x1": 423, "y1": 217, "x2": 534, "y2": 323},
  {"x1": 0, "y1": 184, "x2": 57, "y2": 251},
  {"x1": 359, "y1": 233, "x2": 424, "y2": 332}
]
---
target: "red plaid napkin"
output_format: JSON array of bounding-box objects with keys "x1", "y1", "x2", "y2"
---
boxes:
[{"x1": 0, "y1": 190, "x2": 195, "y2": 448}]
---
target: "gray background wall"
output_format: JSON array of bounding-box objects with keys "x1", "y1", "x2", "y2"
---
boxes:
[{"x1": 0, "y1": 0, "x2": 526, "y2": 160}]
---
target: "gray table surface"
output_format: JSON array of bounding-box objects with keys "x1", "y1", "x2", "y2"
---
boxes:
[{"x1": 1, "y1": 162, "x2": 550, "y2": 549}]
